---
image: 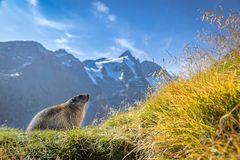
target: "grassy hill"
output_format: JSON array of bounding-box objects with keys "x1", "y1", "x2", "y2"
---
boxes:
[
  {"x1": 1, "y1": 48, "x2": 239, "y2": 159},
  {"x1": 0, "y1": 127, "x2": 140, "y2": 160},
  {"x1": 104, "y1": 47, "x2": 240, "y2": 159}
]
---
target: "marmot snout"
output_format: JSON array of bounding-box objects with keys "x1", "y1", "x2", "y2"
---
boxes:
[
  {"x1": 27, "y1": 94, "x2": 89, "y2": 131},
  {"x1": 70, "y1": 94, "x2": 89, "y2": 104}
]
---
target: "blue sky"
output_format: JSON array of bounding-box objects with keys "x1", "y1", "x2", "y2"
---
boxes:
[{"x1": 0, "y1": 0, "x2": 239, "y2": 73}]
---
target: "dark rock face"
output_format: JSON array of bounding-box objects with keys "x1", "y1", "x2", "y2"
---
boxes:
[
  {"x1": 0, "y1": 41, "x2": 171, "y2": 128},
  {"x1": 141, "y1": 60, "x2": 162, "y2": 77}
]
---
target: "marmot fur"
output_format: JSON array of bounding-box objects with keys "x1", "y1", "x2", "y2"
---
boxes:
[{"x1": 26, "y1": 94, "x2": 89, "y2": 131}]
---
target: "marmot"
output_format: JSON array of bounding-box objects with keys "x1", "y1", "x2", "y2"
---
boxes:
[{"x1": 26, "y1": 94, "x2": 89, "y2": 131}]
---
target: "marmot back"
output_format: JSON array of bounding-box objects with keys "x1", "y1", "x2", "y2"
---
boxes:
[{"x1": 26, "y1": 94, "x2": 89, "y2": 131}]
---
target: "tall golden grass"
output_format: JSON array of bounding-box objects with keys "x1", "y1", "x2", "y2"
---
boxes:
[
  {"x1": 136, "y1": 49, "x2": 240, "y2": 159},
  {"x1": 104, "y1": 9, "x2": 240, "y2": 159}
]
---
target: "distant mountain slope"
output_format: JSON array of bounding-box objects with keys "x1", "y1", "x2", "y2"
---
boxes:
[
  {"x1": 141, "y1": 60, "x2": 172, "y2": 86},
  {"x1": 0, "y1": 41, "x2": 171, "y2": 128}
]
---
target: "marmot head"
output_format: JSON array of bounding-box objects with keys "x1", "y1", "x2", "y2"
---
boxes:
[{"x1": 68, "y1": 94, "x2": 89, "y2": 108}]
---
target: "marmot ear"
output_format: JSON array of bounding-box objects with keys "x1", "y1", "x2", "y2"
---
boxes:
[{"x1": 70, "y1": 98, "x2": 77, "y2": 104}]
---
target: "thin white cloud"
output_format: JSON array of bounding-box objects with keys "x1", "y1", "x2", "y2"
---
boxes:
[
  {"x1": 0, "y1": 1, "x2": 33, "y2": 30},
  {"x1": 26, "y1": 0, "x2": 69, "y2": 31},
  {"x1": 115, "y1": 38, "x2": 133, "y2": 49},
  {"x1": 55, "y1": 32, "x2": 72, "y2": 46},
  {"x1": 108, "y1": 14, "x2": 116, "y2": 22},
  {"x1": 26, "y1": 1, "x2": 83, "y2": 57},
  {"x1": 27, "y1": 0, "x2": 38, "y2": 7},
  {"x1": 162, "y1": 36, "x2": 173, "y2": 51},
  {"x1": 55, "y1": 37, "x2": 68, "y2": 44},
  {"x1": 34, "y1": 15, "x2": 67, "y2": 30},
  {"x1": 96, "y1": 45, "x2": 123, "y2": 58},
  {"x1": 114, "y1": 38, "x2": 149, "y2": 59},
  {"x1": 143, "y1": 34, "x2": 151, "y2": 46},
  {"x1": 65, "y1": 32, "x2": 72, "y2": 38},
  {"x1": 92, "y1": 1, "x2": 117, "y2": 22},
  {"x1": 0, "y1": 0, "x2": 90, "y2": 60},
  {"x1": 92, "y1": 1, "x2": 109, "y2": 14}
]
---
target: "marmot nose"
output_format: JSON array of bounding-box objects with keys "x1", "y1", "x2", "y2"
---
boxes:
[
  {"x1": 86, "y1": 94, "x2": 89, "y2": 100},
  {"x1": 78, "y1": 94, "x2": 89, "y2": 101}
]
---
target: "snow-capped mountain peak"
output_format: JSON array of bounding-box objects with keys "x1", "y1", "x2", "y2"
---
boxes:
[
  {"x1": 119, "y1": 50, "x2": 134, "y2": 59},
  {"x1": 83, "y1": 50, "x2": 172, "y2": 88},
  {"x1": 83, "y1": 50, "x2": 140, "y2": 84}
]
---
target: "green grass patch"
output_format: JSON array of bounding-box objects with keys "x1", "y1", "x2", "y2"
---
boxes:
[{"x1": 0, "y1": 127, "x2": 140, "y2": 160}]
